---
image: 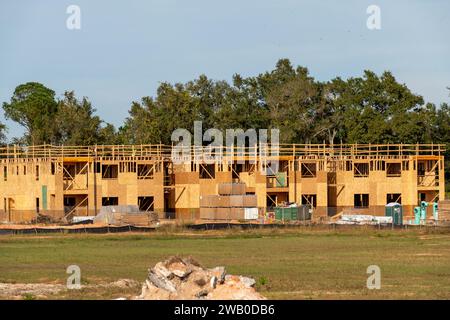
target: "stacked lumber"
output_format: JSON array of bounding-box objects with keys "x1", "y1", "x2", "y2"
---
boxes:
[
  {"x1": 118, "y1": 213, "x2": 154, "y2": 226},
  {"x1": 438, "y1": 200, "x2": 450, "y2": 222},
  {"x1": 200, "y1": 195, "x2": 257, "y2": 207},
  {"x1": 93, "y1": 210, "x2": 158, "y2": 226},
  {"x1": 200, "y1": 183, "x2": 259, "y2": 221},
  {"x1": 217, "y1": 183, "x2": 246, "y2": 195}
]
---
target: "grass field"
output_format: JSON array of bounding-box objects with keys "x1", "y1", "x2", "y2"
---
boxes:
[{"x1": 1, "y1": 226, "x2": 450, "y2": 299}]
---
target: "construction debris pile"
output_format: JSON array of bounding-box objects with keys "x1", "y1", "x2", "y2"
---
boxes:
[
  {"x1": 136, "y1": 256, "x2": 266, "y2": 300},
  {"x1": 333, "y1": 214, "x2": 393, "y2": 225},
  {"x1": 93, "y1": 205, "x2": 158, "y2": 226}
]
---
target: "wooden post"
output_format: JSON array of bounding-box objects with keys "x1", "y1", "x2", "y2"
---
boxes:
[{"x1": 93, "y1": 144, "x2": 98, "y2": 216}]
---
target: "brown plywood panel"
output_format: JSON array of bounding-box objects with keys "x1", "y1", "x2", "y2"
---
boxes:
[
  {"x1": 316, "y1": 171, "x2": 327, "y2": 183},
  {"x1": 218, "y1": 183, "x2": 232, "y2": 195},
  {"x1": 254, "y1": 172, "x2": 266, "y2": 184},
  {"x1": 230, "y1": 207, "x2": 245, "y2": 220},
  {"x1": 215, "y1": 171, "x2": 232, "y2": 183},
  {"x1": 175, "y1": 172, "x2": 199, "y2": 184},
  {"x1": 218, "y1": 183, "x2": 246, "y2": 195},
  {"x1": 243, "y1": 195, "x2": 257, "y2": 207},
  {"x1": 199, "y1": 195, "x2": 226, "y2": 208},
  {"x1": 232, "y1": 183, "x2": 246, "y2": 195},
  {"x1": 229, "y1": 195, "x2": 244, "y2": 207},
  {"x1": 216, "y1": 196, "x2": 231, "y2": 207},
  {"x1": 215, "y1": 207, "x2": 231, "y2": 220},
  {"x1": 199, "y1": 207, "x2": 215, "y2": 219}
]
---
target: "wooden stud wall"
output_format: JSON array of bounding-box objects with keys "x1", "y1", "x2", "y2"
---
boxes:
[{"x1": 0, "y1": 144, "x2": 445, "y2": 222}]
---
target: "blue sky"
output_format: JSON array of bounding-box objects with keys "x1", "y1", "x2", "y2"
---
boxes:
[{"x1": 1, "y1": 0, "x2": 449, "y2": 140}]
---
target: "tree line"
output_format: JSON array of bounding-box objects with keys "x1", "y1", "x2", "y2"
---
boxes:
[{"x1": 1, "y1": 59, "x2": 449, "y2": 152}]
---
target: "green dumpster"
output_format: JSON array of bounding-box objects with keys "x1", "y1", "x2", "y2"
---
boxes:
[
  {"x1": 274, "y1": 207, "x2": 283, "y2": 220},
  {"x1": 275, "y1": 207, "x2": 295, "y2": 221}
]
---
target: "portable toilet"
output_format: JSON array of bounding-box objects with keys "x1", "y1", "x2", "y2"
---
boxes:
[
  {"x1": 385, "y1": 202, "x2": 403, "y2": 225},
  {"x1": 420, "y1": 201, "x2": 428, "y2": 221},
  {"x1": 414, "y1": 207, "x2": 421, "y2": 225},
  {"x1": 433, "y1": 202, "x2": 438, "y2": 220}
]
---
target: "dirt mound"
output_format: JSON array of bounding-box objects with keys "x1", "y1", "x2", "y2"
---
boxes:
[{"x1": 136, "y1": 256, "x2": 266, "y2": 300}]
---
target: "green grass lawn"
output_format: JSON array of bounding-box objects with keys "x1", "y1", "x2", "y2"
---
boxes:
[{"x1": 1, "y1": 226, "x2": 450, "y2": 299}]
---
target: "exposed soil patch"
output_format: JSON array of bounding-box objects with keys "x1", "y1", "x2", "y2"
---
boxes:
[{"x1": 0, "y1": 279, "x2": 140, "y2": 300}]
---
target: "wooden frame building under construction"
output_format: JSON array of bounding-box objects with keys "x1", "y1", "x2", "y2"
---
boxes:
[{"x1": 0, "y1": 143, "x2": 445, "y2": 223}]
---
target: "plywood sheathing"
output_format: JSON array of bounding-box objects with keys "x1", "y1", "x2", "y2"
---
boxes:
[{"x1": 0, "y1": 143, "x2": 446, "y2": 223}]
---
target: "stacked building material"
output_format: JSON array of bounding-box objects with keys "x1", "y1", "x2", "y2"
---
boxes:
[
  {"x1": 217, "y1": 183, "x2": 246, "y2": 195},
  {"x1": 93, "y1": 205, "x2": 158, "y2": 226},
  {"x1": 438, "y1": 200, "x2": 450, "y2": 222},
  {"x1": 200, "y1": 183, "x2": 258, "y2": 220},
  {"x1": 200, "y1": 195, "x2": 257, "y2": 208},
  {"x1": 119, "y1": 213, "x2": 157, "y2": 226},
  {"x1": 335, "y1": 214, "x2": 393, "y2": 225}
]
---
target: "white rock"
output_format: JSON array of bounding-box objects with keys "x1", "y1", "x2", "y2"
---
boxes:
[
  {"x1": 239, "y1": 276, "x2": 256, "y2": 288},
  {"x1": 210, "y1": 276, "x2": 217, "y2": 289}
]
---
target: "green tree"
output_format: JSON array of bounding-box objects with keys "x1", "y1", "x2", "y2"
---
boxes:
[
  {"x1": 434, "y1": 103, "x2": 450, "y2": 145},
  {"x1": 185, "y1": 75, "x2": 232, "y2": 130},
  {"x1": 118, "y1": 98, "x2": 161, "y2": 144},
  {"x1": 340, "y1": 71, "x2": 424, "y2": 144},
  {"x1": 318, "y1": 77, "x2": 349, "y2": 144},
  {"x1": 98, "y1": 123, "x2": 119, "y2": 145},
  {"x1": 54, "y1": 91, "x2": 117, "y2": 145},
  {"x1": 6, "y1": 60, "x2": 448, "y2": 153},
  {"x1": 264, "y1": 64, "x2": 319, "y2": 143},
  {"x1": 0, "y1": 121, "x2": 6, "y2": 144},
  {"x1": 2, "y1": 82, "x2": 58, "y2": 144},
  {"x1": 120, "y1": 82, "x2": 200, "y2": 145},
  {"x1": 214, "y1": 73, "x2": 270, "y2": 132}
]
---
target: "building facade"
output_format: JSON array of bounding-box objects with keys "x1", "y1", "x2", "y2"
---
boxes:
[{"x1": 0, "y1": 144, "x2": 445, "y2": 223}]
